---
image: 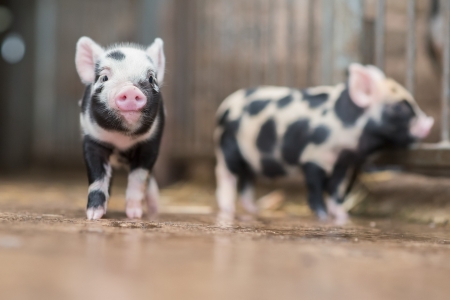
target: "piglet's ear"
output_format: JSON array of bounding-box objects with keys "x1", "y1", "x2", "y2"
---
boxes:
[
  {"x1": 75, "y1": 37, "x2": 104, "y2": 84},
  {"x1": 348, "y1": 63, "x2": 385, "y2": 108},
  {"x1": 146, "y1": 38, "x2": 165, "y2": 85}
]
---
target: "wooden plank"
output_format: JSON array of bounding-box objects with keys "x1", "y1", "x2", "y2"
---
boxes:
[{"x1": 377, "y1": 146, "x2": 450, "y2": 168}]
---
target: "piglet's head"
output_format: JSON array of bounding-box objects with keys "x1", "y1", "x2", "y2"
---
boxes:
[
  {"x1": 75, "y1": 36, "x2": 165, "y2": 127},
  {"x1": 348, "y1": 63, "x2": 433, "y2": 146}
]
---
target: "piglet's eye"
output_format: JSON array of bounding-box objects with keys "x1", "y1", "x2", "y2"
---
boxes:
[{"x1": 101, "y1": 75, "x2": 108, "y2": 83}]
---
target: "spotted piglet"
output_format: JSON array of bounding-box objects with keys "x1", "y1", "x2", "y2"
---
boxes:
[
  {"x1": 75, "y1": 37, "x2": 165, "y2": 220},
  {"x1": 215, "y1": 64, "x2": 433, "y2": 223}
]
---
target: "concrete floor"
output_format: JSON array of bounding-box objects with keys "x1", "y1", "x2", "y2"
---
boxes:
[{"x1": 1, "y1": 172, "x2": 450, "y2": 300}]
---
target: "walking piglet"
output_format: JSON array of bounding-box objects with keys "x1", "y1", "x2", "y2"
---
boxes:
[{"x1": 75, "y1": 37, "x2": 165, "y2": 220}]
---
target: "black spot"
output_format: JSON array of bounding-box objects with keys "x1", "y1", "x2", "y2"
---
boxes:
[
  {"x1": 334, "y1": 87, "x2": 365, "y2": 127},
  {"x1": 227, "y1": 118, "x2": 241, "y2": 135},
  {"x1": 245, "y1": 87, "x2": 258, "y2": 97},
  {"x1": 137, "y1": 79, "x2": 158, "y2": 95},
  {"x1": 219, "y1": 117, "x2": 255, "y2": 183},
  {"x1": 277, "y1": 94, "x2": 293, "y2": 108},
  {"x1": 87, "y1": 191, "x2": 106, "y2": 209},
  {"x1": 217, "y1": 109, "x2": 230, "y2": 127},
  {"x1": 322, "y1": 109, "x2": 328, "y2": 116},
  {"x1": 94, "y1": 63, "x2": 101, "y2": 82},
  {"x1": 256, "y1": 119, "x2": 277, "y2": 154},
  {"x1": 237, "y1": 170, "x2": 255, "y2": 194},
  {"x1": 357, "y1": 100, "x2": 416, "y2": 155},
  {"x1": 302, "y1": 91, "x2": 329, "y2": 108},
  {"x1": 282, "y1": 119, "x2": 310, "y2": 165},
  {"x1": 261, "y1": 157, "x2": 286, "y2": 178},
  {"x1": 247, "y1": 100, "x2": 271, "y2": 116},
  {"x1": 220, "y1": 118, "x2": 243, "y2": 174},
  {"x1": 107, "y1": 50, "x2": 125, "y2": 61},
  {"x1": 310, "y1": 125, "x2": 330, "y2": 144}
]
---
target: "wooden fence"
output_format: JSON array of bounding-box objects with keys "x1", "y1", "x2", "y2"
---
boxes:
[{"x1": 1, "y1": 0, "x2": 446, "y2": 174}]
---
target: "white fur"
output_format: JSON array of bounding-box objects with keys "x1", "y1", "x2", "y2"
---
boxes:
[{"x1": 80, "y1": 113, "x2": 160, "y2": 151}]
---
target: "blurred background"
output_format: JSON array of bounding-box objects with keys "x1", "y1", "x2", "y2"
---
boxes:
[
  {"x1": 0, "y1": 0, "x2": 447, "y2": 185},
  {"x1": 2, "y1": 3, "x2": 450, "y2": 298}
]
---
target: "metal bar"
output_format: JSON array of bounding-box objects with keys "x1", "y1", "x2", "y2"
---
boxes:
[
  {"x1": 267, "y1": 0, "x2": 275, "y2": 84},
  {"x1": 332, "y1": 0, "x2": 363, "y2": 83},
  {"x1": 306, "y1": 0, "x2": 315, "y2": 86},
  {"x1": 441, "y1": 0, "x2": 450, "y2": 143},
  {"x1": 359, "y1": 0, "x2": 366, "y2": 64},
  {"x1": 375, "y1": 0, "x2": 385, "y2": 70},
  {"x1": 321, "y1": 0, "x2": 334, "y2": 85},
  {"x1": 405, "y1": 0, "x2": 416, "y2": 95},
  {"x1": 286, "y1": 0, "x2": 295, "y2": 87}
]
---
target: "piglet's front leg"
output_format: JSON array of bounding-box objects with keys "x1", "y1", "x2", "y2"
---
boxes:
[
  {"x1": 83, "y1": 136, "x2": 113, "y2": 220},
  {"x1": 125, "y1": 168, "x2": 150, "y2": 219}
]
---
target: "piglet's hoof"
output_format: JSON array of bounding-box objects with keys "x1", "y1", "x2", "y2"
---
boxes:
[
  {"x1": 86, "y1": 206, "x2": 105, "y2": 220},
  {"x1": 126, "y1": 201, "x2": 143, "y2": 219}
]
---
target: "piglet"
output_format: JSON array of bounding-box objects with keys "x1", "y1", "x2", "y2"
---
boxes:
[
  {"x1": 75, "y1": 37, "x2": 165, "y2": 220},
  {"x1": 215, "y1": 64, "x2": 433, "y2": 223}
]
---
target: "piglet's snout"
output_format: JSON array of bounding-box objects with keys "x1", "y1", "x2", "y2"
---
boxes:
[
  {"x1": 115, "y1": 86, "x2": 146, "y2": 111},
  {"x1": 410, "y1": 116, "x2": 434, "y2": 139}
]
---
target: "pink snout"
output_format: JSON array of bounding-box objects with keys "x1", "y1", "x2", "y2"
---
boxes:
[
  {"x1": 115, "y1": 86, "x2": 146, "y2": 111},
  {"x1": 410, "y1": 116, "x2": 434, "y2": 139}
]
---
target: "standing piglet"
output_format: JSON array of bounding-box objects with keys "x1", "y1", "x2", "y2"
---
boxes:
[
  {"x1": 215, "y1": 64, "x2": 433, "y2": 223},
  {"x1": 75, "y1": 36, "x2": 165, "y2": 220}
]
